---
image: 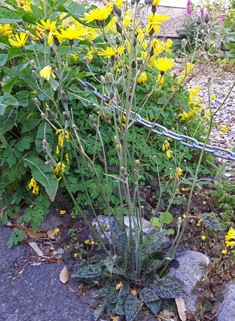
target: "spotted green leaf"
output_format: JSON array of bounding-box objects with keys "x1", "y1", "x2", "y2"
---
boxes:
[
  {"x1": 115, "y1": 283, "x2": 129, "y2": 315},
  {"x1": 201, "y1": 213, "x2": 221, "y2": 230},
  {"x1": 139, "y1": 288, "x2": 159, "y2": 303},
  {"x1": 145, "y1": 299, "x2": 161, "y2": 315},
  {"x1": 125, "y1": 294, "x2": 142, "y2": 321},
  {"x1": 72, "y1": 264, "x2": 102, "y2": 279},
  {"x1": 150, "y1": 275, "x2": 186, "y2": 298},
  {"x1": 140, "y1": 230, "x2": 168, "y2": 262}
]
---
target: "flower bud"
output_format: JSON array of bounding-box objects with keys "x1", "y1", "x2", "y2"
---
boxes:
[
  {"x1": 137, "y1": 58, "x2": 143, "y2": 67},
  {"x1": 197, "y1": 16, "x2": 201, "y2": 25},
  {"x1": 89, "y1": 115, "x2": 94, "y2": 124},
  {"x1": 61, "y1": 90, "x2": 69, "y2": 102},
  {"x1": 93, "y1": 117, "x2": 98, "y2": 126},
  {"x1": 133, "y1": 37, "x2": 137, "y2": 47},
  {"x1": 201, "y1": 109, "x2": 205, "y2": 117},
  {"x1": 105, "y1": 73, "x2": 114, "y2": 85},
  {"x1": 174, "y1": 113, "x2": 179, "y2": 121},
  {"x1": 117, "y1": 76, "x2": 124, "y2": 87},
  {"x1": 41, "y1": 112, "x2": 46, "y2": 118},
  {"x1": 72, "y1": 124, "x2": 77, "y2": 129},
  {"x1": 39, "y1": 36, "x2": 45, "y2": 45},
  {"x1": 204, "y1": 42, "x2": 210, "y2": 51},
  {"x1": 150, "y1": 47, "x2": 154, "y2": 57},
  {"x1": 63, "y1": 111, "x2": 70, "y2": 121},
  {"x1": 116, "y1": 36, "x2": 120, "y2": 46},
  {"x1": 220, "y1": 41, "x2": 228, "y2": 52},
  {"x1": 121, "y1": 166, "x2": 126, "y2": 174},
  {"x1": 116, "y1": 8, "x2": 122, "y2": 19},
  {"x1": 113, "y1": 3, "x2": 119, "y2": 13},
  {"x1": 50, "y1": 46, "x2": 56, "y2": 59},
  {"x1": 131, "y1": 60, "x2": 136, "y2": 69},
  {"x1": 33, "y1": 98, "x2": 39, "y2": 106},
  {"x1": 131, "y1": 0, "x2": 135, "y2": 4},
  {"x1": 135, "y1": 159, "x2": 140, "y2": 168},
  {"x1": 152, "y1": 5, "x2": 157, "y2": 14},
  {"x1": 182, "y1": 39, "x2": 187, "y2": 48},
  {"x1": 177, "y1": 217, "x2": 182, "y2": 226},
  {"x1": 42, "y1": 139, "x2": 49, "y2": 149},
  {"x1": 46, "y1": 108, "x2": 56, "y2": 120},
  {"x1": 220, "y1": 51, "x2": 226, "y2": 60},
  {"x1": 32, "y1": 70, "x2": 40, "y2": 81},
  {"x1": 204, "y1": 13, "x2": 209, "y2": 24},
  {"x1": 116, "y1": 22, "x2": 122, "y2": 34},
  {"x1": 114, "y1": 135, "x2": 118, "y2": 143},
  {"x1": 54, "y1": 36, "x2": 60, "y2": 47},
  {"x1": 30, "y1": 60, "x2": 37, "y2": 71},
  {"x1": 109, "y1": 91, "x2": 114, "y2": 99},
  {"x1": 100, "y1": 75, "x2": 106, "y2": 86}
]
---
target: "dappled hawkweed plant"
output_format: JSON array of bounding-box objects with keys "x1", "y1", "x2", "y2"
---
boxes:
[{"x1": 1, "y1": 0, "x2": 234, "y2": 319}]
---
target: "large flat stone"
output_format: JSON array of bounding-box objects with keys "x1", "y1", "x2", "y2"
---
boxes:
[{"x1": 217, "y1": 282, "x2": 235, "y2": 321}]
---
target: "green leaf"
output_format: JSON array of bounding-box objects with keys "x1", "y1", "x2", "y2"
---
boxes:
[
  {"x1": 150, "y1": 217, "x2": 160, "y2": 227},
  {"x1": 145, "y1": 299, "x2": 161, "y2": 315},
  {"x1": 35, "y1": 121, "x2": 53, "y2": 154},
  {"x1": 157, "y1": 97, "x2": 167, "y2": 104},
  {"x1": 151, "y1": 275, "x2": 186, "y2": 298},
  {"x1": 2, "y1": 62, "x2": 30, "y2": 93},
  {"x1": 125, "y1": 294, "x2": 142, "y2": 321},
  {"x1": 139, "y1": 288, "x2": 159, "y2": 303},
  {"x1": 0, "y1": 54, "x2": 7, "y2": 66},
  {"x1": 72, "y1": 264, "x2": 102, "y2": 279},
  {"x1": 134, "y1": 307, "x2": 149, "y2": 321},
  {"x1": 200, "y1": 213, "x2": 221, "y2": 230},
  {"x1": 0, "y1": 6, "x2": 22, "y2": 24},
  {"x1": 215, "y1": 162, "x2": 227, "y2": 178},
  {"x1": 115, "y1": 283, "x2": 129, "y2": 315},
  {"x1": 21, "y1": 117, "x2": 41, "y2": 133},
  {"x1": 166, "y1": 229, "x2": 175, "y2": 235},
  {"x1": 19, "y1": 74, "x2": 39, "y2": 91},
  {"x1": 94, "y1": 301, "x2": 106, "y2": 321},
  {"x1": 0, "y1": 93, "x2": 19, "y2": 115},
  {"x1": 0, "y1": 105, "x2": 18, "y2": 133},
  {"x1": 8, "y1": 47, "x2": 24, "y2": 60},
  {"x1": 143, "y1": 259, "x2": 162, "y2": 275},
  {"x1": 7, "y1": 152, "x2": 16, "y2": 166},
  {"x1": 159, "y1": 212, "x2": 173, "y2": 224},
  {"x1": 23, "y1": 155, "x2": 58, "y2": 201},
  {"x1": 15, "y1": 91, "x2": 29, "y2": 107},
  {"x1": 140, "y1": 230, "x2": 168, "y2": 262}
]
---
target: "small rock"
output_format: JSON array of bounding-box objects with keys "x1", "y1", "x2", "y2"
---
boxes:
[
  {"x1": 169, "y1": 250, "x2": 210, "y2": 312},
  {"x1": 217, "y1": 282, "x2": 235, "y2": 321}
]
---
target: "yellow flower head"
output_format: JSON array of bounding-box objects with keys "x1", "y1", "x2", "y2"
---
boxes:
[
  {"x1": 116, "y1": 282, "x2": 123, "y2": 290},
  {"x1": 54, "y1": 162, "x2": 66, "y2": 175},
  {"x1": 137, "y1": 72, "x2": 147, "y2": 84},
  {"x1": 74, "y1": 253, "x2": 78, "y2": 257},
  {"x1": 55, "y1": 228, "x2": 60, "y2": 233},
  {"x1": 28, "y1": 178, "x2": 39, "y2": 195},
  {"x1": 98, "y1": 46, "x2": 125, "y2": 58},
  {"x1": 225, "y1": 227, "x2": 235, "y2": 249},
  {"x1": 40, "y1": 65, "x2": 56, "y2": 81},
  {"x1": 60, "y1": 210, "x2": 66, "y2": 214},
  {"x1": 152, "y1": 0, "x2": 161, "y2": 6},
  {"x1": 147, "y1": 13, "x2": 170, "y2": 34},
  {"x1": 81, "y1": 6, "x2": 112, "y2": 23},
  {"x1": 155, "y1": 58, "x2": 174, "y2": 73},
  {"x1": 162, "y1": 140, "x2": 170, "y2": 151},
  {"x1": 166, "y1": 150, "x2": 172, "y2": 159},
  {"x1": 211, "y1": 94, "x2": 216, "y2": 100},
  {"x1": 59, "y1": 24, "x2": 87, "y2": 40},
  {"x1": 201, "y1": 235, "x2": 206, "y2": 241},
  {"x1": 37, "y1": 19, "x2": 56, "y2": 33},
  {"x1": 9, "y1": 32, "x2": 28, "y2": 48},
  {"x1": 156, "y1": 74, "x2": 164, "y2": 88},
  {"x1": 84, "y1": 239, "x2": 90, "y2": 244},
  {"x1": 222, "y1": 249, "x2": 227, "y2": 254},
  {"x1": 176, "y1": 167, "x2": 183, "y2": 178}
]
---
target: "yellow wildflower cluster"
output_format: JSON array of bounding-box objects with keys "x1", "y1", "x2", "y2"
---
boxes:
[
  {"x1": 178, "y1": 63, "x2": 195, "y2": 84},
  {"x1": 219, "y1": 125, "x2": 228, "y2": 135},
  {"x1": 156, "y1": 74, "x2": 164, "y2": 89},
  {"x1": 28, "y1": 178, "x2": 39, "y2": 195},
  {"x1": 0, "y1": 24, "x2": 12, "y2": 37},
  {"x1": 162, "y1": 140, "x2": 170, "y2": 151},
  {"x1": 18, "y1": 0, "x2": 31, "y2": 11},
  {"x1": 225, "y1": 228, "x2": 235, "y2": 249},
  {"x1": 166, "y1": 150, "x2": 172, "y2": 159},
  {"x1": 175, "y1": 167, "x2": 183, "y2": 178},
  {"x1": 178, "y1": 86, "x2": 201, "y2": 121},
  {"x1": 54, "y1": 162, "x2": 66, "y2": 176},
  {"x1": 137, "y1": 72, "x2": 147, "y2": 84},
  {"x1": 9, "y1": 32, "x2": 28, "y2": 48},
  {"x1": 197, "y1": 219, "x2": 203, "y2": 227},
  {"x1": 178, "y1": 107, "x2": 197, "y2": 121},
  {"x1": 56, "y1": 129, "x2": 69, "y2": 148}
]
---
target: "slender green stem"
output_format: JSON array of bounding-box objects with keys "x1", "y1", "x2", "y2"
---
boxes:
[{"x1": 0, "y1": 133, "x2": 8, "y2": 148}]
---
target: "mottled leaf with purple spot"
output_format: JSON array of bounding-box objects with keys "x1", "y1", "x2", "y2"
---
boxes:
[
  {"x1": 115, "y1": 283, "x2": 129, "y2": 315},
  {"x1": 139, "y1": 288, "x2": 159, "y2": 303},
  {"x1": 145, "y1": 299, "x2": 161, "y2": 315},
  {"x1": 72, "y1": 264, "x2": 101, "y2": 279},
  {"x1": 125, "y1": 294, "x2": 142, "y2": 321},
  {"x1": 201, "y1": 213, "x2": 221, "y2": 230},
  {"x1": 150, "y1": 275, "x2": 186, "y2": 298}
]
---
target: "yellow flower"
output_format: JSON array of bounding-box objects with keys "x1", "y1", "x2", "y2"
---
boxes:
[
  {"x1": 57, "y1": 177, "x2": 62, "y2": 182},
  {"x1": 166, "y1": 150, "x2": 172, "y2": 159},
  {"x1": 94, "y1": 281, "x2": 98, "y2": 284},
  {"x1": 40, "y1": 66, "x2": 56, "y2": 81},
  {"x1": 56, "y1": 129, "x2": 69, "y2": 147},
  {"x1": 86, "y1": 49, "x2": 93, "y2": 62},
  {"x1": 130, "y1": 289, "x2": 138, "y2": 296},
  {"x1": 176, "y1": 167, "x2": 183, "y2": 178},
  {"x1": 156, "y1": 74, "x2": 164, "y2": 88},
  {"x1": 222, "y1": 249, "x2": 227, "y2": 254},
  {"x1": 81, "y1": 6, "x2": 112, "y2": 23},
  {"x1": 203, "y1": 201, "x2": 206, "y2": 205},
  {"x1": 60, "y1": 210, "x2": 66, "y2": 214},
  {"x1": 116, "y1": 282, "x2": 123, "y2": 290},
  {"x1": 9, "y1": 32, "x2": 28, "y2": 47},
  {"x1": 59, "y1": 24, "x2": 87, "y2": 40},
  {"x1": 137, "y1": 72, "x2": 147, "y2": 84},
  {"x1": 37, "y1": 19, "x2": 56, "y2": 33},
  {"x1": 211, "y1": 94, "x2": 216, "y2": 100},
  {"x1": 219, "y1": 125, "x2": 228, "y2": 135},
  {"x1": 74, "y1": 253, "x2": 78, "y2": 257},
  {"x1": 182, "y1": 188, "x2": 185, "y2": 191},
  {"x1": 201, "y1": 235, "x2": 206, "y2": 241},
  {"x1": 162, "y1": 140, "x2": 170, "y2": 151},
  {"x1": 84, "y1": 239, "x2": 90, "y2": 244},
  {"x1": 56, "y1": 145, "x2": 59, "y2": 155},
  {"x1": 54, "y1": 162, "x2": 66, "y2": 175},
  {"x1": 28, "y1": 178, "x2": 39, "y2": 195},
  {"x1": 147, "y1": 13, "x2": 170, "y2": 34},
  {"x1": 66, "y1": 154, "x2": 69, "y2": 164},
  {"x1": 183, "y1": 214, "x2": 187, "y2": 218},
  {"x1": 225, "y1": 228, "x2": 235, "y2": 249},
  {"x1": 155, "y1": 58, "x2": 174, "y2": 73},
  {"x1": 152, "y1": 0, "x2": 161, "y2": 6},
  {"x1": 98, "y1": 46, "x2": 125, "y2": 58},
  {"x1": 55, "y1": 228, "x2": 60, "y2": 233}
]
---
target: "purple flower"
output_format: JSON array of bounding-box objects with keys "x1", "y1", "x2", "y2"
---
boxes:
[
  {"x1": 220, "y1": 8, "x2": 225, "y2": 21},
  {"x1": 200, "y1": 8, "x2": 204, "y2": 16},
  {"x1": 186, "y1": 0, "x2": 192, "y2": 15}
]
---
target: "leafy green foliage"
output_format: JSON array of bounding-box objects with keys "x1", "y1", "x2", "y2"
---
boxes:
[{"x1": 201, "y1": 213, "x2": 221, "y2": 230}]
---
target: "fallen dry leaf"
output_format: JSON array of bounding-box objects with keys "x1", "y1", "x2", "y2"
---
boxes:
[
  {"x1": 0, "y1": 206, "x2": 7, "y2": 219},
  {"x1": 5, "y1": 221, "x2": 13, "y2": 227},
  {"x1": 27, "y1": 228, "x2": 47, "y2": 239},
  {"x1": 47, "y1": 229, "x2": 56, "y2": 239},
  {"x1": 29, "y1": 242, "x2": 44, "y2": 256},
  {"x1": 67, "y1": 284, "x2": 76, "y2": 293},
  {"x1": 59, "y1": 266, "x2": 69, "y2": 283},
  {"x1": 175, "y1": 298, "x2": 187, "y2": 321},
  {"x1": 157, "y1": 310, "x2": 176, "y2": 321}
]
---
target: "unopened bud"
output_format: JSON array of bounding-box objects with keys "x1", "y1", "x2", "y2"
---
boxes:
[
  {"x1": 41, "y1": 112, "x2": 46, "y2": 118},
  {"x1": 220, "y1": 41, "x2": 228, "y2": 52},
  {"x1": 109, "y1": 91, "x2": 114, "y2": 99},
  {"x1": 116, "y1": 22, "x2": 122, "y2": 34},
  {"x1": 89, "y1": 114, "x2": 94, "y2": 124},
  {"x1": 113, "y1": 3, "x2": 119, "y2": 14},
  {"x1": 131, "y1": 0, "x2": 135, "y2": 4},
  {"x1": 50, "y1": 46, "x2": 56, "y2": 59},
  {"x1": 152, "y1": 5, "x2": 157, "y2": 14},
  {"x1": 153, "y1": 155, "x2": 157, "y2": 160},
  {"x1": 220, "y1": 51, "x2": 226, "y2": 60},
  {"x1": 54, "y1": 36, "x2": 60, "y2": 47},
  {"x1": 184, "y1": 127, "x2": 187, "y2": 131},
  {"x1": 135, "y1": 160, "x2": 140, "y2": 168},
  {"x1": 72, "y1": 124, "x2": 77, "y2": 129},
  {"x1": 197, "y1": 17, "x2": 201, "y2": 25},
  {"x1": 46, "y1": 108, "x2": 56, "y2": 119},
  {"x1": 116, "y1": 36, "x2": 120, "y2": 46},
  {"x1": 177, "y1": 217, "x2": 182, "y2": 226},
  {"x1": 174, "y1": 113, "x2": 179, "y2": 121},
  {"x1": 61, "y1": 90, "x2": 69, "y2": 102},
  {"x1": 39, "y1": 36, "x2": 45, "y2": 45},
  {"x1": 133, "y1": 37, "x2": 137, "y2": 47},
  {"x1": 204, "y1": 13, "x2": 209, "y2": 24},
  {"x1": 33, "y1": 98, "x2": 39, "y2": 106},
  {"x1": 201, "y1": 109, "x2": 205, "y2": 117},
  {"x1": 150, "y1": 47, "x2": 154, "y2": 57},
  {"x1": 32, "y1": 70, "x2": 40, "y2": 81},
  {"x1": 116, "y1": 8, "x2": 122, "y2": 18},
  {"x1": 42, "y1": 139, "x2": 48, "y2": 149},
  {"x1": 121, "y1": 166, "x2": 126, "y2": 174},
  {"x1": 84, "y1": 57, "x2": 89, "y2": 64},
  {"x1": 30, "y1": 60, "x2": 37, "y2": 71},
  {"x1": 204, "y1": 42, "x2": 210, "y2": 51},
  {"x1": 131, "y1": 60, "x2": 136, "y2": 69},
  {"x1": 100, "y1": 75, "x2": 106, "y2": 86},
  {"x1": 114, "y1": 135, "x2": 118, "y2": 144},
  {"x1": 182, "y1": 39, "x2": 187, "y2": 48},
  {"x1": 105, "y1": 73, "x2": 114, "y2": 85},
  {"x1": 63, "y1": 111, "x2": 70, "y2": 121}
]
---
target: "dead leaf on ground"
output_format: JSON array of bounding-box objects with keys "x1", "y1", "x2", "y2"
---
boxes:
[
  {"x1": 0, "y1": 206, "x2": 7, "y2": 219},
  {"x1": 175, "y1": 298, "x2": 187, "y2": 321},
  {"x1": 5, "y1": 221, "x2": 13, "y2": 227},
  {"x1": 27, "y1": 228, "x2": 47, "y2": 239},
  {"x1": 47, "y1": 229, "x2": 56, "y2": 239},
  {"x1": 157, "y1": 310, "x2": 176, "y2": 321},
  {"x1": 29, "y1": 242, "x2": 44, "y2": 256},
  {"x1": 67, "y1": 284, "x2": 76, "y2": 292},
  {"x1": 59, "y1": 266, "x2": 69, "y2": 283}
]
